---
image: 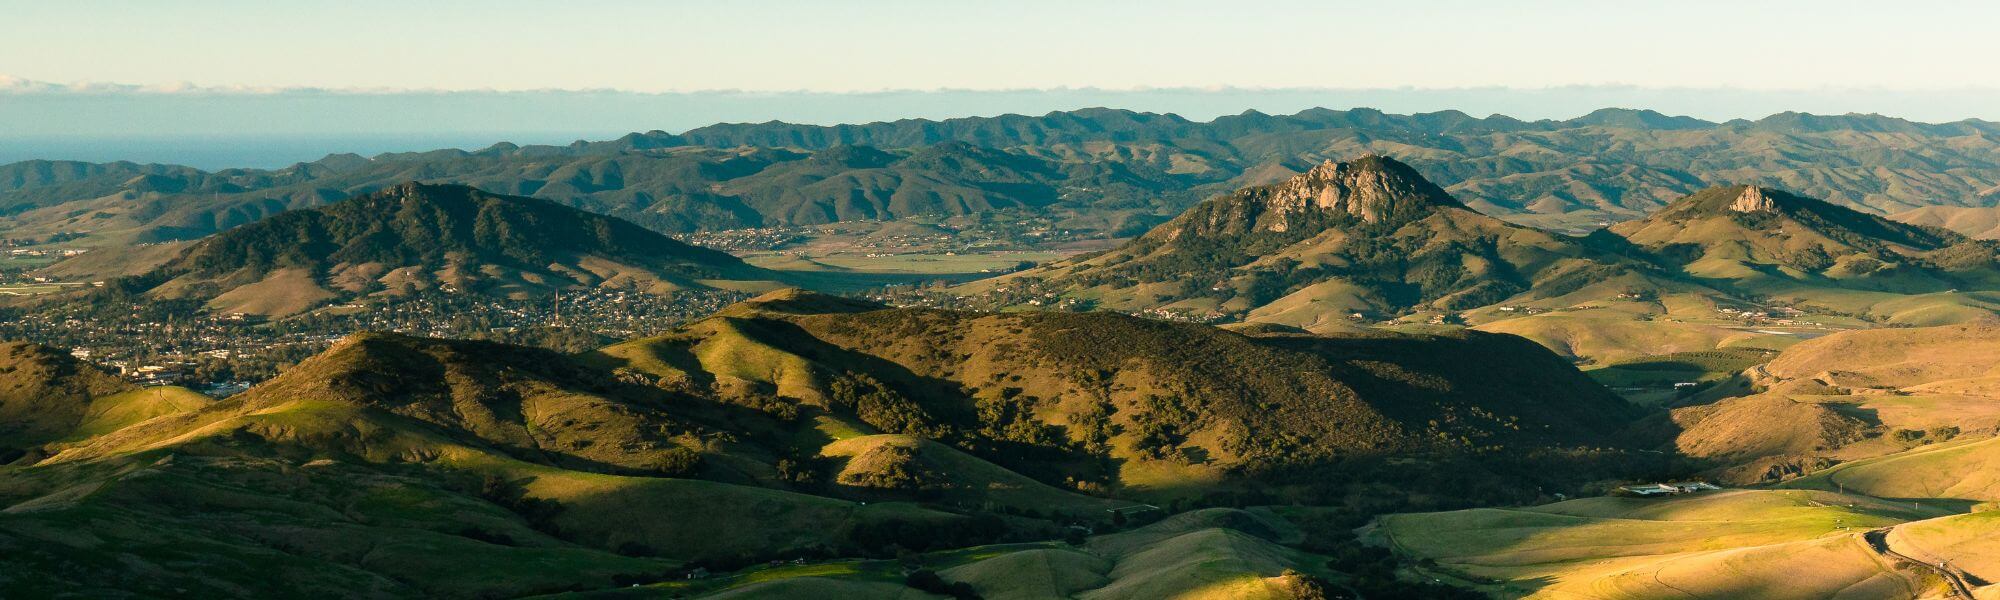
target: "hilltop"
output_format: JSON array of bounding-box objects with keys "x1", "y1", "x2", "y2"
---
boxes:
[
  {"x1": 1612, "y1": 185, "x2": 1976, "y2": 285},
  {"x1": 964, "y1": 155, "x2": 1677, "y2": 326},
  {"x1": 129, "y1": 182, "x2": 782, "y2": 315}
]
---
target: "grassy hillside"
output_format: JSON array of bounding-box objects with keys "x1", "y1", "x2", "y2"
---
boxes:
[
  {"x1": 1376, "y1": 489, "x2": 1945, "y2": 599},
  {"x1": 590, "y1": 508, "x2": 1337, "y2": 600},
  {"x1": 1894, "y1": 204, "x2": 2000, "y2": 240},
  {"x1": 590, "y1": 289, "x2": 1650, "y2": 511},
  {"x1": 1663, "y1": 321, "x2": 2000, "y2": 484},
  {"x1": 0, "y1": 340, "x2": 135, "y2": 459},
  {"x1": 0, "y1": 332, "x2": 1021, "y2": 595}
]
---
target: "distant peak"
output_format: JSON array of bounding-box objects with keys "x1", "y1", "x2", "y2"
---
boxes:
[
  {"x1": 1265, "y1": 155, "x2": 1460, "y2": 226},
  {"x1": 1730, "y1": 186, "x2": 1777, "y2": 213}
]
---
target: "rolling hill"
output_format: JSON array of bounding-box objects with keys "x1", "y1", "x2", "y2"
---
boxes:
[
  {"x1": 589, "y1": 288, "x2": 1651, "y2": 507},
  {"x1": 0, "y1": 289, "x2": 1666, "y2": 597},
  {"x1": 128, "y1": 182, "x2": 783, "y2": 315},
  {"x1": 2, "y1": 331, "x2": 989, "y2": 596},
  {"x1": 1668, "y1": 321, "x2": 2000, "y2": 484},
  {"x1": 0, "y1": 340, "x2": 139, "y2": 459},
  {"x1": 1894, "y1": 204, "x2": 2000, "y2": 239}
]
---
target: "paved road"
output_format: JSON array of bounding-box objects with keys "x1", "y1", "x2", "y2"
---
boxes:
[{"x1": 1866, "y1": 528, "x2": 1974, "y2": 598}]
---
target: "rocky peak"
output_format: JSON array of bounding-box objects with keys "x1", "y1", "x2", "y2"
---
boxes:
[
  {"x1": 1259, "y1": 155, "x2": 1461, "y2": 231},
  {"x1": 1730, "y1": 186, "x2": 1777, "y2": 213}
]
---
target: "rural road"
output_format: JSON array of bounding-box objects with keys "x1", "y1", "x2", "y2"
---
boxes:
[{"x1": 1865, "y1": 528, "x2": 1974, "y2": 598}]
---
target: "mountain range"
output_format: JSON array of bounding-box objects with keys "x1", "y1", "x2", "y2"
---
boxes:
[{"x1": 9, "y1": 107, "x2": 2000, "y2": 249}]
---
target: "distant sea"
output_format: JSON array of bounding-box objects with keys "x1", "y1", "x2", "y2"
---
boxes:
[{"x1": 0, "y1": 132, "x2": 620, "y2": 171}]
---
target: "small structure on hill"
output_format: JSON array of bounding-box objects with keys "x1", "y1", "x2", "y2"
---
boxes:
[{"x1": 1618, "y1": 481, "x2": 1721, "y2": 497}]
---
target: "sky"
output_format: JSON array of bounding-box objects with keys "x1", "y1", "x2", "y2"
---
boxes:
[
  {"x1": 9, "y1": 0, "x2": 2000, "y2": 92},
  {"x1": 6, "y1": 0, "x2": 2000, "y2": 167}
]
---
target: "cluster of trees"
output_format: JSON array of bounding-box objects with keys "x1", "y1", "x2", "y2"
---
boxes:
[{"x1": 829, "y1": 372, "x2": 948, "y2": 438}]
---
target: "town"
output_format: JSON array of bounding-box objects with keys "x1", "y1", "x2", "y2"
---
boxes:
[{"x1": 0, "y1": 287, "x2": 749, "y2": 396}]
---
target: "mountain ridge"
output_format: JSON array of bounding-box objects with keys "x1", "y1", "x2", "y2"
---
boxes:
[{"x1": 12, "y1": 107, "x2": 2000, "y2": 246}]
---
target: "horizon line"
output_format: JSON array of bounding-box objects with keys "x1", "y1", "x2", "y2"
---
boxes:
[{"x1": 11, "y1": 76, "x2": 2000, "y2": 98}]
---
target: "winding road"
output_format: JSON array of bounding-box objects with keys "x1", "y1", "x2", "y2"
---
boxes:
[{"x1": 1865, "y1": 528, "x2": 1974, "y2": 598}]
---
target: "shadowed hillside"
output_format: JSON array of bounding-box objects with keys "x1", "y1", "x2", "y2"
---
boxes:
[{"x1": 0, "y1": 341, "x2": 135, "y2": 459}]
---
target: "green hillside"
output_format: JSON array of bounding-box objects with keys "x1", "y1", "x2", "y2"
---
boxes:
[
  {"x1": 0, "y1": 340, "x2": 136, "y2": 459},
  {"x1": 590, "y1": 288, "x2": 1650, "y2": 509}
]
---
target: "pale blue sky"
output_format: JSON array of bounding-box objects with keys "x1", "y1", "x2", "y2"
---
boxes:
[
  {"x1": 7, "y1": 0, "x2": 2000, "y2": 92},
  {"x1": 10, "y1": 1, "x2": 2000, "y2": 168}
]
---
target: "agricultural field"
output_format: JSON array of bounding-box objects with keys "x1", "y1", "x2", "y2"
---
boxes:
[
  {"x1": 1586, "y1": 347, "x2": 1782, "y2": 406},
  {"x1": 0, "y1": 283, "x2": 72, "y2": 296}
]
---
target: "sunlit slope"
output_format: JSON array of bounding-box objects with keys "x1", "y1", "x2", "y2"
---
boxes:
[
  {"x1": 1887, "y1": 510, "x2": 2000, "y2": 587},
  {"x1": 1664, "y1": 321, "x2": 2000, "y2": 483},
  {"x1": 61, "y1": 386, "x2": 213, "y2": 441},
  {"x1": 1472, "y1": 303, "x2": 1789, "y2": 365},
  {"x1": 1376, "y1": 489, "x2": 1943, "y2": 599},
  {"x1": 1784, "y1": 435, "x2": 2000, "y2": 505},
  {"x1": 1761, "y1": 320, "x2": 2000, "y2": 388}
]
